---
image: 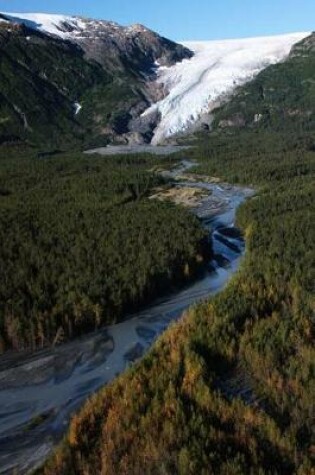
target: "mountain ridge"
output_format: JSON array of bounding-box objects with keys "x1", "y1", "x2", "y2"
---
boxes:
[
  {"x1": 0, "y1": 11, "x2": 192, "y2": 147},
  {"x1": 0, "y1": 12, "x2": 311, "y2": 147}
]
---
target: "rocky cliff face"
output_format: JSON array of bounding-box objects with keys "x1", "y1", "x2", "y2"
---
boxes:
[
  {"x1": 0, "y1": 14, "x2": 192, "y2": 69},
  {"x1": 290, "y1": 32, "x2": 315, "y2": 56},
  {"x1": 66, "y1": 19, "x2": 192, "y2": 75}
]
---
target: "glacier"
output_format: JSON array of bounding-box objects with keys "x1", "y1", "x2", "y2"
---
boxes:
[{"x1": 143, "y1": 33, "x2": 310, "y2": 144}]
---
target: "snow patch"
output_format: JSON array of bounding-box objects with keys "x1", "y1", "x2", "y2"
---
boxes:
[
  {"x1": 74, "y1": 102, "x2": 82, "y2": 115},
  {"x1": 143, "y1": 32, "x2": 310, "y2": 144}
]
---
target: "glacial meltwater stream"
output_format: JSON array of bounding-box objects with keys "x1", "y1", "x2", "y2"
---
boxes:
[{"x1": 0, "y1": 159, "x2": 253, "y2": 474}]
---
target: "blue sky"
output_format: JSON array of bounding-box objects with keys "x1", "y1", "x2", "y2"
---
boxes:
[{"x1": 0, "y1": 0, "x2": 313, "y2": 40}]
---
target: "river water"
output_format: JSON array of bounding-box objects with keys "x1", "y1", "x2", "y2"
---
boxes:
[{"x1": 0, "y1": 161, "x2": 253, "y2": 474}]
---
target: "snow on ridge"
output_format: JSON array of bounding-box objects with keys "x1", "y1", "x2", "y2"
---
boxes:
[
  {"x1": 0, "y1": 12, "x2": 147, "y2": 39},
  {"x1": 143, "y1": 32, "x2": 310, "y2": 144},
  {"x1": 0, "y1": 14, "x2": 310, "y2": 144},
  {"x1": 0, "y1": 12, "x2": 87, "y2": 38}
]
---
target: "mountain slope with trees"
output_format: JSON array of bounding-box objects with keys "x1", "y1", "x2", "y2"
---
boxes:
[
  {"x1": 0, "y1": 22, "x2": 108, "y2": 147},
  {"x1": 213, "y1": 33, "x2": 315, "y2": 132}
]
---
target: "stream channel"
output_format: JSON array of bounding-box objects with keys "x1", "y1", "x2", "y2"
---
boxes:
[{"x1": 0, "y1": 159, "x2": 254, "y2": 474}]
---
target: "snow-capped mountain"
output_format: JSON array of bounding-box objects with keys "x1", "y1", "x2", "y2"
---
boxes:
[
  {"x1": 0, "y1": 12, "x2": 152, "y2": 39},
  {"x1": 0, "y1": 11, "x2": 311, "y2": 146},
  {"x1": 0, "y1": 11, "x2": 191, "y2": 146},
  {"x1": 0, "y1": 12, "x2": 192, "y2": 72},
  {"x1": 143, "y1": 32, "x2": 310, "y2": 144},
  {"x1": 0, "y1": 12, "x2": 88, "y2": 38}
]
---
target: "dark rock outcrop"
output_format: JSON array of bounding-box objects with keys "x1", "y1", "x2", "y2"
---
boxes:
[{"x1": 68, "y1": 19, "x2": 193, "y2": 75}]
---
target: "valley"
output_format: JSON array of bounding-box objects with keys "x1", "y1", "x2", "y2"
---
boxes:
[
  {"x1": 0, "y1": 11, "x2": 313, "y2": 475},
  {"x1": 43, "y1": 127, "x2": 314, "y2": 475},
  {"x1": 0, "y1": 160, "x2": 253, "y2": 474}
]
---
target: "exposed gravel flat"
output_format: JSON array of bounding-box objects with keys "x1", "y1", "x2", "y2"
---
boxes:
[{"x1": 84, "y1": 145, "x2": 192, "y2": 156}]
